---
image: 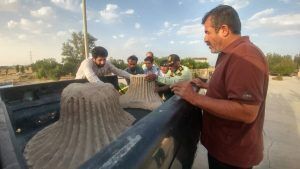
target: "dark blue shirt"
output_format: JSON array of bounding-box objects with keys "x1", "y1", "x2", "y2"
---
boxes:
[{"x1": 124, "y1": 66, "x2": 144, "y2": 84}]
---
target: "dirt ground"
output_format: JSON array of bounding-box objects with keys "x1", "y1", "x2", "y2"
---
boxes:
[{"x1": 192, "y1": 76, "x2": 300, "y2": 169}]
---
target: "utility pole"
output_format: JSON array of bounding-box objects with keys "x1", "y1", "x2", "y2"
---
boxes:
[{"x1": 82, "y1": 0, "x2": 89, "y2": 59}]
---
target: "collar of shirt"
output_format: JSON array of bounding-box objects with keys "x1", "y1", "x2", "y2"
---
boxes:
[
  {"x1": 127, "y1": 68, "x2": 138, "y2": 74},
  {"x1": 216, "y1": 36, "x2": 250, "y2": 66},
  {"x1": 221, "y1": 36, "x2": 249, "y2": 55}
]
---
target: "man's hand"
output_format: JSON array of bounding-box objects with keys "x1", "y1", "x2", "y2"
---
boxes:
[
  {"x1": 155, "y1": 85, "x2": 170, "y2": 93},
  {"x1": 145, "y1": 73, "x2": 157, "y2": 81},
  {"x1": 191, "y1": 78, "x2": 208, "y2": 89},
  {"x1": 171, "y1": 81, "x2": 197, "y2": 102}
]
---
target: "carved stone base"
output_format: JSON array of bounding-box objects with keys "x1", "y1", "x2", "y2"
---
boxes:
[
  {"x1": 120, "y1": 75, "x2": 163, "y2": 110},
  {"x1": 24, "y1": 83, "x2": 135, "y2": 169}
]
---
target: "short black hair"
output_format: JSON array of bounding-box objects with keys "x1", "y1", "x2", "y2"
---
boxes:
[
  {"x1": 144, "y1": 57, "x2": 154, "y2": 63},
  {"x1": 127, "y1": 55, "x2": 138, "y2": 62},
  {"x1": 202, "y1": 5, "x2": 241, "y2": 35},
  {"x1": 91, "y1": 46, "x2": 108, "y2": 58}
]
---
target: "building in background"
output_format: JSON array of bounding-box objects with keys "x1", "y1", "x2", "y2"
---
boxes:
[{"x1": 192, "y1": 57, "x2": 208, "y2": 63}]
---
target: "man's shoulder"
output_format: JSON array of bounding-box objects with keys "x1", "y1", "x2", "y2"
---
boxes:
[
  {"x1": 234, "y1": 37, "x2": 264, "y2": 57},
  {"x1": 227, "y1": 39, "x2": 267, "y2": 73},
  {"x1": 180, "y1": 65, "x2": 191, "y2": 74},
  {"x1": 137, "y1": 66, "x2": 144, "y2": 72},
  {"x1": 80, "y1": 58, "x2": 93, "y2": 67},
  {"x1": 153, "y1": 64, "x2": 159, "y2": 69},
  {"x1": 136, "y1": 66, "x2": 143, "y2": 70},
  {"x1": 173, "y1": 66, "x2": 186, "y2": 76},
  {"x1": 105, "y1": 61, "x2": 115, "y2": 68},
  {"x1": 225, "y1": 41, "x2": 264, "y2": 68}
]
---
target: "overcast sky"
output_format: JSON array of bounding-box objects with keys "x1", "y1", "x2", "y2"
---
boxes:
[{"x1": 0, "y1": 0, "x2": 300, "y2": 66}]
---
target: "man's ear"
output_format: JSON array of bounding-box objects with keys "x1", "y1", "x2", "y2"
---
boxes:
[{"x1": 220, "y1": 24, "x2": 230, "y2": 37}]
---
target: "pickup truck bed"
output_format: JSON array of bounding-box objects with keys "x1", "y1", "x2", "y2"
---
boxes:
[{"x1": 0, "y1": 76, "x2": 202, "y2": 169}]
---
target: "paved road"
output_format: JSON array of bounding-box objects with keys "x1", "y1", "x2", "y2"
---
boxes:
[{"x1": 192, "y1": 76, "x2": 300, "y2": 169}]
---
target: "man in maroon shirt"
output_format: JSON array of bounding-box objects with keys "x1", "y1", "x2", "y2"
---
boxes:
[{"x1": 171, "y1": 5, "x2": 269, "y2": 169}]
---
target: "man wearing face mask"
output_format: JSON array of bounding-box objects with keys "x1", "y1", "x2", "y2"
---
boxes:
[{"x1": 75, "y1": 46, "x2": 130, "y2": 83}]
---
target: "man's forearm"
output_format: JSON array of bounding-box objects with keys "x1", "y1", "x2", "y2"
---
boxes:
[
  {"x1": 189, "y1": 94, "x2": 259, "y2": 124},
  {"x1": 157, "y1": 76, "x2": 184, "y2": 85},
  {"x1": 202, "y1": 83, "x2": 209, "y2": 89},
  {"x1": 86, "y1": 74, "x2": 102, "y2": 83}
]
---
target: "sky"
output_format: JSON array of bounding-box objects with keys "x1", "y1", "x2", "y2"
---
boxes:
[{"x1": 0, "y1": 0, "x2": 300, "y2": 66}]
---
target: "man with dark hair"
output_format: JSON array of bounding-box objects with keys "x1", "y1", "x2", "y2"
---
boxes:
[
  {"x1": 142, "y1": 51, "x2": 159, "y2": 70},
  {"x1": 124, "y1": 55, "x2": 144, "y2": 84},
  {"x1": 125, "y1": 55, "x2": 144, "y2": 75},
  {"x1": 201, "y1": 4, "x2": 241, "y2": 35},
  {"x1": 75, "y1": 46, "x2": 130, "y2": 83},
  {"x1": 143, "y1": 57, "x2": 160, "y2": 76},
  {"x1": 171, "y1": 5, "x2": 269, "y2": 169}
]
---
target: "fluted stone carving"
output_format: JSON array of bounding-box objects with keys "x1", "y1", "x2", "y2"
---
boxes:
[
  {"x1": 120, "y1": 74, "x2": 163, "y2": 110},
  {"x1": 24, "y1": 83, "x2": 135, "y2": 169}
]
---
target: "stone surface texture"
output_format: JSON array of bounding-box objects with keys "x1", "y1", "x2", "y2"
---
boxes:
[
  {"x1": 120, "y1": 75, "x2": 163, "y2": 110},
  {"x1": 24, "y1": 83, "x2": 135, "y2": 169}
]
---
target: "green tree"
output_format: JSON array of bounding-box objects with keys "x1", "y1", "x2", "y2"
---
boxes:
[
  {"x1": 294, "y1": 53, "x2": 300, "y2": 69},
  {"x1": 267, "y1": 53, "x2": 296, "y2": 76},
  {"x1": 181, "y1": 58, "x2": 210, "y2": 69},
  {"x1": 31, "y1": 58, "x2": 63, "y2": 80},
  {"x1": 110, "y1": 58, "x2": 127, "y2": 69},
  {"x1": 152, "y1": 56, "x2": 210, "y2": 69},
  {"x1": 154, "y1": 56, "x2": 168, "y2": 66},
  {"x1": 15, "y1": 65, "x2": 20, "y2": 73},
  {"x1": 181, "y1": 58, "x2": 196, "y2": 69},
  {"x1": 195, "y1": 62, "x2": 210, "y2": 69},
  {"x1": 61, "y1": 32, "x2": 97, "y2": 76},
  {"x1": 20, "y1": 66, "x2": 25, "y2": 73}
]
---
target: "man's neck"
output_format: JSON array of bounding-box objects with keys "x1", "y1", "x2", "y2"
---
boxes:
[{"x1": 222, "y1": 34, "x2": 241, "y2": 50}]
